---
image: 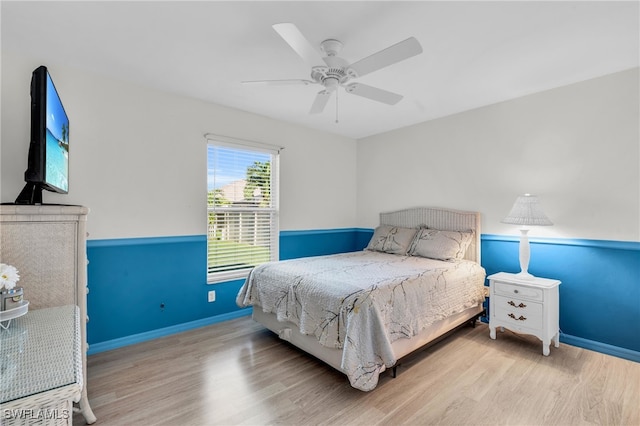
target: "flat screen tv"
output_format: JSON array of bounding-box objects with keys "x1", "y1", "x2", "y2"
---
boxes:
[{"x1": 15, "y1": 65, "x2": 69, "y2": 204}]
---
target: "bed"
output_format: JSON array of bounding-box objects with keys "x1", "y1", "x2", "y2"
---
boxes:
[{"x1": 236, "y1": 207, "x2": 486, "y2": 391}]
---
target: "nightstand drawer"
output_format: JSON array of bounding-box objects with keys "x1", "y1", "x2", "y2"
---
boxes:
[
  {"x1": 493, "y1": 295, "x2": 543, "y2": 329},
  {"x1": 494, "y1": 281, "x2": 543, "y2": 301}
]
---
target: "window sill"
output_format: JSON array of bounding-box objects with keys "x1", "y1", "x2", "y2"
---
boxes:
[{"x1": 207, "y1": 269, "x2": 251, "y2": 284}]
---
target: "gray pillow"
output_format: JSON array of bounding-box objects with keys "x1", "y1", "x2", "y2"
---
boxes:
[
  {"x1": 408, "y1": 228, "x2": 473, "y2": 261},
  {"x1": 366, "y1": 225, "x2": 418, "y2": 255}
]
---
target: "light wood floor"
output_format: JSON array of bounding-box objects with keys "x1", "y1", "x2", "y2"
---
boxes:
[{"x1": 74, "y1": 316, "x2": 639, "y2": 426}]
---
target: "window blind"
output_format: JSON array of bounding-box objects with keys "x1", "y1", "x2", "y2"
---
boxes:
[{"x1": 207, "y1": 137, "x2": 279, "y2": 282}]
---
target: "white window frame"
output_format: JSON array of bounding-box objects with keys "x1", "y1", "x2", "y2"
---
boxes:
[{"x1": 206, "y1": 134, "x2": 281, "y2": 283}]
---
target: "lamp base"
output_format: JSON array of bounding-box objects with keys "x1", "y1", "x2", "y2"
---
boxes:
[
  {"x1": 517, "y1": 228, "x2": 535, "y2": 279},
  {"x1": 515, "y1": 271, "x2": 535, "y2": 280}
]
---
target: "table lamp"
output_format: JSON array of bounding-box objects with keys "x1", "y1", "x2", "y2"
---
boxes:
[{"x1": 501, "y1": 194, "x2": 553, "y2": 279}]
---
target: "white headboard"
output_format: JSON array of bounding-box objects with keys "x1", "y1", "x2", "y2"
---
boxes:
[{"x1": 380, "y1": 207, "x2": 481, "y2": 263}]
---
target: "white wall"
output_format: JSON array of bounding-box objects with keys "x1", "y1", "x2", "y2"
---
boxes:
[
  {"x1": 357, "y1": 68, "x2": 639, "y2": 242},
  {"x1": 1, "y1": 52, "x2": 358, "y2": 239},
  {"x1": 4, "y1": 50, "x2": 636, "y2": 243}
]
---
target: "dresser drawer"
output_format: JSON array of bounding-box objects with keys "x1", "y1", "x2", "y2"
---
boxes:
[
  {"x1": 493, "y1": 295, "x2": 543, "y2": 330},
  {"x1": 493, "y1": 281, "x2": 543, "y2": 301}
]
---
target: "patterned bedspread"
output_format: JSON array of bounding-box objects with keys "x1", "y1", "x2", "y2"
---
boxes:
[{"x1": 236, "y1": 250, "x2": 486, "y2": 391}]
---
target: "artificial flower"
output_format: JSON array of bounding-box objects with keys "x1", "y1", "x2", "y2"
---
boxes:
[{"x1": 0, "y1": 263, "x2": 20, "y2": 291}]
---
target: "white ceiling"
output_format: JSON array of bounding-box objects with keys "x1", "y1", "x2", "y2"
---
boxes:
[{"x1": 2, "y1": 1, "x2": 638, "y2": 139}]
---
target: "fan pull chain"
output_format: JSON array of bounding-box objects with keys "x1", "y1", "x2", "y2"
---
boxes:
[{"x1": 335, "y1": 89, "x2": 339, "y2": 124}]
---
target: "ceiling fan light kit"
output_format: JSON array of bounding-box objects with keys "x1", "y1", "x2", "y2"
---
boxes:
[{"x1": 243, "y1": 23, "x2": 423, "y2": 117}]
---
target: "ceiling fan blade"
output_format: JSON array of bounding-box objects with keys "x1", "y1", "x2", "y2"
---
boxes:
[
  {"x1": 309, "y1": 90, "x2": 332, "y2": 114},
  {"x1": 273, "y1": 23, "x2": 325, "y2": 67},
  {"x1": 348, "y1": 37, "x2": 423, "y2": 78},
  {"x1": 242, "y1": 79, "x2": 314, "y2": 86},
  {"x1": 345, "y1": 83, "x2": 403, "y2": 105}
]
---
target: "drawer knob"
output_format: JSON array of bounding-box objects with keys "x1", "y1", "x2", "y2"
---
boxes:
[
  {"x1": 508, "y1": 300, "x2": 527, "y2": 308},
  {"x1": 508, "y1": 313, "x2": 527, "y2": 321},
  {"x1": 514, "y1": 289, "x2": 519, "y2": 294}
]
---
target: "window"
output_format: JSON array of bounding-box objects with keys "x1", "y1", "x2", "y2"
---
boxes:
[{"x1": 206, "y1": 135, "x2": 280, "y2": 283}]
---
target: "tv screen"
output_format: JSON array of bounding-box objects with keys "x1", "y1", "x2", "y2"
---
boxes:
[{"x1": 15, "y1": 66, "x2": 69, "y2": 204}]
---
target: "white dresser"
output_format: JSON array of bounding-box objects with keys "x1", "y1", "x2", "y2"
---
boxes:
[
  {"x1": 488, "y1": 272, "x2": 561, "y2": 356},
  {"x1": 0, "y1": 205, "x2": 96, "y2": 424}
]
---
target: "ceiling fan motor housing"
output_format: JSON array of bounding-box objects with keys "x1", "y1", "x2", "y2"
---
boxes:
[
  {"x1": 311, "y1": 66, "x2": 349, "y2": 91},
  {"x1": 312, "y1": 43, "x2": 353, "y2": 91}
]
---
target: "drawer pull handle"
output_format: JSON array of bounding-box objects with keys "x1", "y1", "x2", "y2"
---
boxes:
[
  {"x1": 508, "y1": 300, "x2": 527, "y2": 308},
  {"x1": 508, "y1": 313, "x2": 527, "y2": 321}
]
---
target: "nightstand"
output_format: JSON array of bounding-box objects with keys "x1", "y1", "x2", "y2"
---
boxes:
[{"x1": 488, "y1": 272, "x2": 561, "y2": 356}]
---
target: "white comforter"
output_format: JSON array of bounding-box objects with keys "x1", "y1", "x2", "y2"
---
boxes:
[{"x1": 236, "y1": 250, "x2": 486, "y2": 391}]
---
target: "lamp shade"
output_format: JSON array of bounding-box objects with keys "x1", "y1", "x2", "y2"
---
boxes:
[{"x1": 501, "y1": 194, "x2": 553, "y2": 226}]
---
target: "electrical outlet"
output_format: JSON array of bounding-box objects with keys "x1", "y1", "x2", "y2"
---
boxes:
[{"x1": 208, "y1": 290, "x2": 216, "y2": 302}]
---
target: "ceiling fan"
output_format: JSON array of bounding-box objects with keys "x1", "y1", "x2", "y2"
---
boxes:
[{"x1": 243, "y1": 23, "x2": 423, "y2": 115}]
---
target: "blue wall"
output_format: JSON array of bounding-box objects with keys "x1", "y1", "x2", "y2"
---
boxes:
[
  {"x1": 87, "y1": 229, "x2": 371, "y2": 353},
  {"x1": 87, "y1": 229, "x2": 639, "y2": 362}
]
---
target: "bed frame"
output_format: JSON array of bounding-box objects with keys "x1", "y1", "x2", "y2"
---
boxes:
[{"x1": 252, "y1": 206, "x2": 484, "y2": 384}]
